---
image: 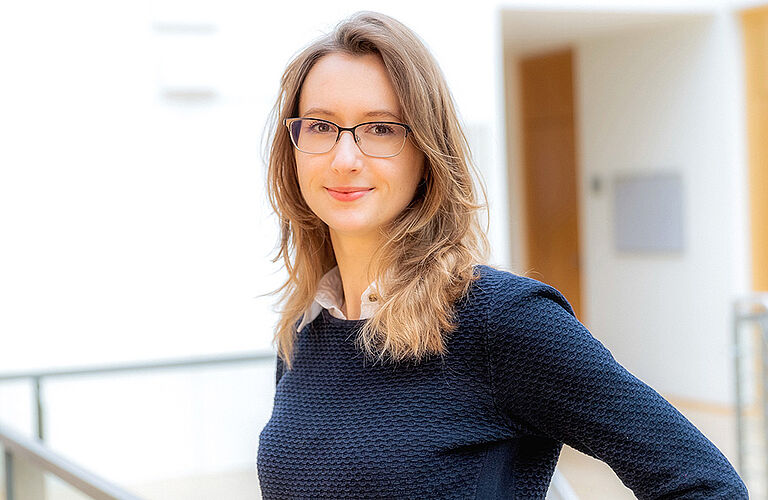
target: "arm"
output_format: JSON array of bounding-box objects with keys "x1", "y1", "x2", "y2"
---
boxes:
[{"x1": 486, "y1": 280, "x2": 748, "y2": 499}]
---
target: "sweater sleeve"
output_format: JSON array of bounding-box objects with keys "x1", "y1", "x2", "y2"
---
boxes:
[{"x1": 486, "y1": 279, "x2": 748, "y2": 499}]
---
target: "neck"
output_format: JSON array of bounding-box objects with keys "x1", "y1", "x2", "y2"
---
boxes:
[{"x1": 329, "y1": 229, "x2": 381, "y2": 320}]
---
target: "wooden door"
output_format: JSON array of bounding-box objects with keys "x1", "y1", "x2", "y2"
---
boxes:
[
  {"x1": 742, "y1": 7, "x2": 768, "y2": 291},
  {"x1": 519, "y1": 49, "x2": 583, "y2": 318}
]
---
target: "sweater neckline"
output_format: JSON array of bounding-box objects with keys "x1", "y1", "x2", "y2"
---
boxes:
[{"x1": 320, "y1": 308, "x2": 368, "y2": 326}]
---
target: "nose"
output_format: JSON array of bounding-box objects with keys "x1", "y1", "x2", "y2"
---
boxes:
[{"x1": 330, "y1": 130, "x2": 363, "y2": 174}]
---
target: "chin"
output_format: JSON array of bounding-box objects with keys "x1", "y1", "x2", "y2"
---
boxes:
[
  {"x1": 326, "y1": 220, "x2": 380, "y2": 236},
  {"x1": 329, "y1": 225, "x2": 376, "y2": 235}
]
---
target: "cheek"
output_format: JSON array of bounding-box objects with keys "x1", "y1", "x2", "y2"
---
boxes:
[
  {"x1": 295, "y1": 166, "x2": 308, "y2": 194},
  {"x1": 295, "y1": 156, "x2": 314, "y2": 193},
  {"x1": 294, "y1": 161, "x2": 317, "y2": 210}
]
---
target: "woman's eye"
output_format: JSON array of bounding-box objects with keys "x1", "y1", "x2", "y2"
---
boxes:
[
  {"x1": 308, "y1": 122, "x2": 333, "y2": 133},
  {"x1": 368, "y1": 124, "x2": 394, "y2": 135}
]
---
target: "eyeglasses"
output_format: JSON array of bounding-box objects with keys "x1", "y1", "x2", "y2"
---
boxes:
[{"x1": 284, "y1": 117, "x2": 412, "y2": 158}]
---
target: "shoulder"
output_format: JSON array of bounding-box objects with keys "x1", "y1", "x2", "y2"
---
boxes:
[
  {"x1": 470, "y1": 264, "x2": 576, "y2": 319},
  {"x1": 472, "y1": 264, "x2": 549, "y2": 292}
]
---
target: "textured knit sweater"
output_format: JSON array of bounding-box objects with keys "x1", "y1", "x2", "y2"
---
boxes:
[{"x1": 257, "y1": 265, "x2": 747, "y2": 499}]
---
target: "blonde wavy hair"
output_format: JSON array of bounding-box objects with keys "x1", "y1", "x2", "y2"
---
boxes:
[{"x1": 266, "y1": 11, "x2": 490, "y2": 370}]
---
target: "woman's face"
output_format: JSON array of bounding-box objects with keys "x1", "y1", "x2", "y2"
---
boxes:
[{"x1": 294, "y1": 52, "x2": 425, "y2": 241}]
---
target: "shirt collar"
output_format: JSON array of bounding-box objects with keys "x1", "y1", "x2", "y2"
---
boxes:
[{"x1": 296, "y1": 266, "x2": 381, "y2": 333}]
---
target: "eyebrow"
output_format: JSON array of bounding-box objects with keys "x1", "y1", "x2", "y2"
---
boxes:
[{"x1": 301, "y1": 107, "x2": 403, "y2": 121}]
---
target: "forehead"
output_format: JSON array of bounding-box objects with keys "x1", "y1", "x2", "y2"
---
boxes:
[{"x1": 298, "y1": 52, "x2": 402, "y2": 122}]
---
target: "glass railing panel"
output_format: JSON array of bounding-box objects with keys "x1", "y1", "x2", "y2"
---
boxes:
[
  {"x1": 1, "y1": 446, "x2": 89, "y2": 500},
  {"x1": 40, "y1": 360, "x2": 273, "y2": 499},
  {"x1": 44, "y1": 469, "x2": 102, "y2": 500},
  {"x1": 1, "y1": 353, "x2": 276, "y2": 499},
  {"x1": 0, "y1": 379, "x2": 35, "y2": 438},
  {"x1": 1, "y1": 424, "x2": 144, "y2": 500}
]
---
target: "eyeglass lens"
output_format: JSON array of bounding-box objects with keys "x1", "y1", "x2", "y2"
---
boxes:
[{"x1": 288, "y1": 119, "x2": 407, "y2": 157}]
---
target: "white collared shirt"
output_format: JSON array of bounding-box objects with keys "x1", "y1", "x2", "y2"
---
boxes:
[{"x1": 296, "y1": 266, "x2": 381, "y2": 333}]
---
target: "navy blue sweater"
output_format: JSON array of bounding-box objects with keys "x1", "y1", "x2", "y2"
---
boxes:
[{"x1": 257, "y1": 265, "x2": 747, "y2": 499}]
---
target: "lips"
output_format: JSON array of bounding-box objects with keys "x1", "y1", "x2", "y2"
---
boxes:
[{"x1": 325, "y1": 187, "x2": 373, "y2": 202}]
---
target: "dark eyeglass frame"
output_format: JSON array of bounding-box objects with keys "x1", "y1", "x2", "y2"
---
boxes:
[{"x1": 284, "y1": 117, "x2": 412, "y2": 158}]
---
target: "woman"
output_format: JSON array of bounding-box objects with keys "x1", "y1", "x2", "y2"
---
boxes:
[{"x1": 257, "y1": 11, "x2": 747, "y2": 499}]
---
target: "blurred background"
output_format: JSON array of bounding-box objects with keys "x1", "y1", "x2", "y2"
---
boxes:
[{"x1": 1, "y1": 0, "x2": 768, "y2": 498}]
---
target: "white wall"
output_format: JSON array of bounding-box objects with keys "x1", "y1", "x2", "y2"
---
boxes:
[
  {"x1": 0, "y1": 0, "x2": 507, "y2": 371},
  {"x1": 575, "y1": 13, "x2": 749, "y2": 404}
]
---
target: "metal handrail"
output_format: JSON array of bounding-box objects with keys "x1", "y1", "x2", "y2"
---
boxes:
[
  {"x1": 0, "y1": 351, "x2": 275, "y2": 381},
  {"x1": 0, "y1": 351, "x2": 276, "y2": 441},
  {"x1": 1, "y1": 422, "x2": 142, "y2": 500}
]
